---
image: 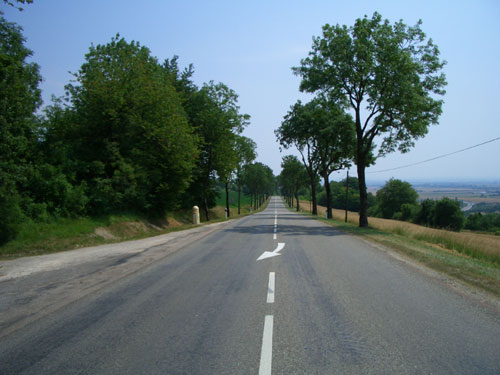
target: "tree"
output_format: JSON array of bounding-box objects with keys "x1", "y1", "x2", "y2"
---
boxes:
[
  {"x1": 2, "y1": 0, "x2": 33, "y2": 11},
  {"x1": 234, "y1": 136, "x2": 256, "y2": 214},
  {"x1": 276, "y1": 97, "x2": 355, "y2": 218},
  {"x1": 294, "y1": 12, "x2": 447, "y2": 227},
  {"x1": 0, "y1": 15, "x2": 41, "y2": 243},
  {"x1": 184, "y1": 81, "x2": 249, "y2": 220},
  {"x1": 276, "y1": 100, "x2": 321, "y2": 215},
  {"x1": 374, "y1": 179, "x2": 418, "y2": 219},
  {"x1": 433, "y1": 198, "x2": 465, "y2": 231},
  {"x1": 244, "y1": 162, "x2": 275, "y2": 210},
  {"x1": 414, "y1": 198, "x2": 436, "y2": 226},
  {"x1": 64, "y1": 35, "x2": 198, "y2": 216},
  {"x1": 279, "y1": 155, "x2": 308, "y2": 211}
]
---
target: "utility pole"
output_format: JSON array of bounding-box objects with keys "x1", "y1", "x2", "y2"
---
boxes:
[{"x1": 344, "y1": 170, "x2": 349, "y2": 223}]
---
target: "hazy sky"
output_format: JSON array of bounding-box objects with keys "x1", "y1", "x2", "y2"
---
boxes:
[{"x1": 3, "y1": 0, "x2": 499, "y2": 183}]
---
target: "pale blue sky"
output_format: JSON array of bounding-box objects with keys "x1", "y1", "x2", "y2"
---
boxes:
[{"x1": 3, "y1": 0, "x2": 499, "y2": 183}]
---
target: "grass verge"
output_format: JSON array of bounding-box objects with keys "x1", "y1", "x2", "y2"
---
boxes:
[
  {"x1": 0, "y1": 199, "x2": 269, "y2": 260},
  {"x1": 295, "y1": 200, "x2": 500, "y2": 298}
]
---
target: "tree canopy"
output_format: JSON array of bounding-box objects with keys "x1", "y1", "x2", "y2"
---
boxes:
[
  {"x1": 276, "y1": 96, "x2": 355, "y2": 217},
  {"x1": 0, "y1": 14, "x2": 41, "y2": 243},
  {"x1": 61, "y1": 35, "x2": 198, "y2": 216},
  {"x1": 374, "y1": 178, "x2": 418, "y2": 219},
  {"x1": 279, "y1": 155, "x2": 308, "y2": 211},
  {"x1": 294, "y1": 12, "x2": 446, "y2": 226}
]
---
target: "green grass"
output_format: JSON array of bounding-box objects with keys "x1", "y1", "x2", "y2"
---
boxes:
[
  {"x1": 0, "y1": 214, "x2": 144, "y2": 258},
  {"x1": 0, "y1": 198, "x2": 270, "y2": 260}
]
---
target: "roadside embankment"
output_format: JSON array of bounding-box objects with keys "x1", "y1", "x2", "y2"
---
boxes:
[{"x1": 0, "y1": 202, "x2": 267, "y2": 260}]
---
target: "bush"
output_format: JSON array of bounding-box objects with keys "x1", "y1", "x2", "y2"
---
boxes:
[
  {"x1": 400, "y1": 203, "x2": 419, "y2": 222},
  {"x1": 0, "y1": 189, "x2": 24, "y2": 245},
  {"x1": 433, "y1": 198, "x2": 465, "y2": 231},
  {"x1": 374, "y1": 179, "x2": 418, "y2": 219},
  {"x1": 414, "y1": 199, "x2": 436, "y2": 226}
]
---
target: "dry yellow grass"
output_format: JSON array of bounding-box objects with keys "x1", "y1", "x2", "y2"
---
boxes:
[{"x1": 299, "y1": 200, "x2": 500, "y2": 263}]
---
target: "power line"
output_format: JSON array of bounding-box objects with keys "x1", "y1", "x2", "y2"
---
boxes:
[{"x1": 367, "y1": 136, "x2": 500, "y2": 174}]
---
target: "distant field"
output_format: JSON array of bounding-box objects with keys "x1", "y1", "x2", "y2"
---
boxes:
[{"x1": 368, "y1": 182, "x2": 500, "y2": 206}]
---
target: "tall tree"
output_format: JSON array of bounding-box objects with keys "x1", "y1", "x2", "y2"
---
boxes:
[
  {"x1": 294, "y1": 12, "x2": 447, "y2": 227},
  {"x1": 279, "y1": 155, "x2": 308, "y2": 212},
  {"x1": 277, "y1": 97, "x2": 355, "y2": 218},
  {"x1": 244, "y1": 162, "x2": 274, "y2": 210},
  {"x1": 374, "y1": 178, "x2": 418, "y2": 219},
  {"x1": 276, "y1": 100, "x2": 320, "y2": 215},
  {"x1": 234, "y1": 136, "x2": 257, "y2": 215},
  {"x1": 65, "y1": 35, "x2": 198, "y2": 215},
  {"x1": 0, "y1": 15, "x2": 41, "y2": 243},
  {"x1": 186, "y1": 81, "x2": 249, "y2": 220}
]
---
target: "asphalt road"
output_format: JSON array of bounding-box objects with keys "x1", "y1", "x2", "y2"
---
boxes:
[{"x1": 1, "y1": 196, "x2": 499, "y2": 374}]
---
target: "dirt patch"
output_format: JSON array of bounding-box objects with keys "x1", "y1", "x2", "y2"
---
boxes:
[
  {"x1": 94, "y1": 227, "x2": 118, "y2": 240},
  {"x1": 166, "y1": 217, "x2": 183, "y2": 227}
]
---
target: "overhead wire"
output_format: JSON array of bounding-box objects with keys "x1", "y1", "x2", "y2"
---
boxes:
[{"x1": 367, "y1": 136, "x2": 500, "y2": 174}]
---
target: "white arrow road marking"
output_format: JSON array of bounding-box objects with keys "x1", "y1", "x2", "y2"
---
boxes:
[{"x1": 257, "y1": 243, "x2": 285, "y2": 261}]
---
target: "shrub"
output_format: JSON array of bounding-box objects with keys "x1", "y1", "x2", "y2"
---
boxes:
[
  {"x1": 374, "y1": 179, "x2": 418, "y2": 219},
  {"x1": 0, "y1": 189, "x2": 24, "y2": 245},
  {"x1": 433, "y1": 198, "x2": 465, "y2": 231}
]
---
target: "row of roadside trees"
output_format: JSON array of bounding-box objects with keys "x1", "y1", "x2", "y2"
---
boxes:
[
  {"x1": 0, "y1": 5, "x2": 274, "y2": 245},
  {"x1": 276, "y1": 12, "x2": 447, "y2": 227}
]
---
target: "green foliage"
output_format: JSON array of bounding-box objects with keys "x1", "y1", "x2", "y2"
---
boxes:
[
  {"x1": 374, "y1": 179, "x2": 418, "y2": 219},
  {"x1": 0, "y1": 16, "x2": 41, "y2": 245},
  {"x1": 0, "y1": 188, "x2": 24, "y2": 244},
  {"x1": 244, "y1": 162, "x2": 275, "y2": 209},
  {"x1": 465, "y1": 212, "x2": 500, "y2": 233},
  {"x1": 400, "y1": 203, "x2": 419, "y2": 222},
  {"x1": 276, "y1": 96, "x2": 355, "y2": 215},
  {"x1": 279, "y1": 155, "x2": 308, "y2": 209},
  {"x1": 414, "y1": 199, "x2": 436, "y2": 226},
  {"x1": 294, "y1": 12, "x2": 446, "y2": 226},
  {"x1": 0, "y1": 23, "x2": 263, "y2": 248},
  {"x1": 433, "y1": 198, "x2": 465, "y2": 231},
  {"x1": 179, "y1": 80, "x2": 249, "y2": 220},
  {"x1": 318, "y1": 177, "x2": 375, "y2": 212},
  {"x1": 62, "y1": 35, "x2": 198, "y2": 216}
]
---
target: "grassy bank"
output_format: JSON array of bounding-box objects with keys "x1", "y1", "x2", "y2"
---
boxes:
[
  {"x1": 0, "y1": 199, "x2": 267, "y2": 260},
  {"x1": 297, "y1": 200, "x2": 500, "y2": 297}
]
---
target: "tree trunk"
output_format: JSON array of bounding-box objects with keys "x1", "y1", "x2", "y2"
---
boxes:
[
  {"x1": 344, "y1": 170, "x2": 349, "y2": 223},
  {"x1": 310, "y1": 174, "x2": 318, "y2": 215},
  {"x1": 237, "y1": 183, "x2": 241, "y2": 215},
  {"x1": 225, "y1": 181, "x2": 230, "y2": 218},
  {"x1": 357, "y1": 162, "x2": 369, "y2": 227},
  {"x1": 295, "y1": 192, "x2": 300, "y2": 212},
  {"x1": 355, "y1": 107, "x2": 369, "y2": 227},
  {"x1": 203, "y1": 195, "x2": 210, "y2": 221},
  {"x1": 323, "y1": 173, "x2": 332, "y2": 219}
]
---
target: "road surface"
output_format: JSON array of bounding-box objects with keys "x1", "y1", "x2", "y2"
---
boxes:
[{"x1": 0, "y1": 196, "x2": 499, "y2": 374}]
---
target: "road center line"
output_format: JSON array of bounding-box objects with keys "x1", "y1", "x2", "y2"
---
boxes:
[
  {"x1": 267, "y1": 272, "x2": 275, "y2": 303},
  {"x1": 259, "y1": 315, "x2": 274, "y2": 375}
]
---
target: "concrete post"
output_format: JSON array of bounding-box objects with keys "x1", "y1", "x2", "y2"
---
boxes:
[{"x1": 192, "y1": 206, "x2": 200, "y2": 225}]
